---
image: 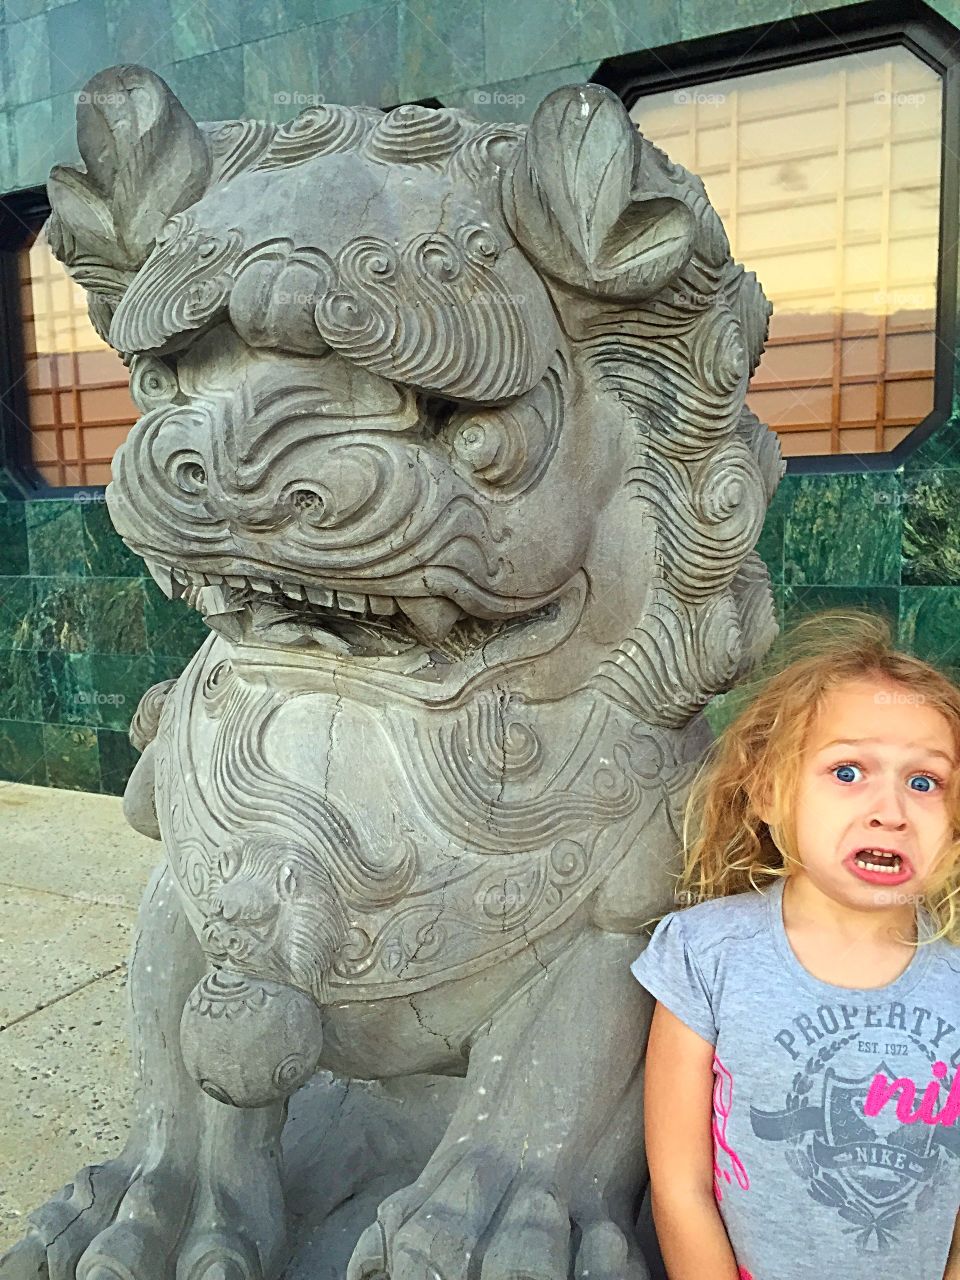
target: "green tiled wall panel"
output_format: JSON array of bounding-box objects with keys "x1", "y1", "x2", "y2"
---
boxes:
[
  {"x1": 1, "y1": 0, "x2": 960, "y2": 189},
  {"x1": 0, "y1": 498, "x2": 202, "y2": 792},
  {"x1": 2, "y1": 0, "x2": 960, "y2": 791}
]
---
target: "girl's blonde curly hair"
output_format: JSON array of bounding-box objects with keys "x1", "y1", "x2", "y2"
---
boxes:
[{"x1": 677, "y1": 608, "x2": 960, "y2": 945}]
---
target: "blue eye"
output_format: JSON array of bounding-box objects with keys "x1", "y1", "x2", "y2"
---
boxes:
[
  {"x1": 909, "y1": 773, "x2": 939, "y2": 792},
  {"x1": 834, "y1": 757, "x2": 947, "y2": 788},
  {"x1": 833, "y1": 764, "x2": 861, "y2": 783}
]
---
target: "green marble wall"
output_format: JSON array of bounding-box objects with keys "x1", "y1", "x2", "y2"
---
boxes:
[
  {"x1": 2, "y1": 0, "x2": 960, "y2": 790},
  {"x1": 0, "y1": 498, "x2": 207, "y2": 791}
]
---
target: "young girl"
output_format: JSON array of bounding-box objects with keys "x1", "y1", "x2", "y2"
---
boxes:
[{"x1": 633, "y1": 610, "x2": 960, "y2": 1280}]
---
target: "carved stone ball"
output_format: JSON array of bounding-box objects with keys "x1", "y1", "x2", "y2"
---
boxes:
[{"x1": 179, "y1": 969, "x2": 324, "y2": 1108}]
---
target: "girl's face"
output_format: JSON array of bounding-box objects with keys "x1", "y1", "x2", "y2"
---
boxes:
[{"x1": 787, "y1": 677, "x2": 958, "y2": 914}]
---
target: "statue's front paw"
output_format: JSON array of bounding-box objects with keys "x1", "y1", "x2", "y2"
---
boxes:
[
  {"x1": 0, "y1": 1147, "x2": 283, "y2": 1280},
  {"x1": 346, "y1": 1156, "x2": 649, "y2": 1280}
]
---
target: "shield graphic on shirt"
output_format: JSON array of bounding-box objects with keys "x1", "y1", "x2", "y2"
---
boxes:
[{"x1": 821, "y1": 1064, "x2": 937, "y2": 1211}]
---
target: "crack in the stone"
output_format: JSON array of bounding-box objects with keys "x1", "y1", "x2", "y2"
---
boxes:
[
  {"x1": 323, "y1": 678, "x2": 343, "y2": 801},
  {"x1": 407, "y1": 990, "x2": 456, "y2": 1054},
  {"x1": 521, "y1": 921, "x2": 548, "y2": 978}
]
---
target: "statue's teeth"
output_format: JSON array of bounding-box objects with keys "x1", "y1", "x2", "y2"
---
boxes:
[
  {"x1": 145, "y1": 559, "x2": 182, "y2": 600},
  {"x1": 224, "y1": 575, "x2": 246, "y2": 588},
  {"x1": 397, "y1": 596, "x2": 463, "y2": 642},
  {"x1": 368, "y1": 595, "x2": 397, "y2": 616},
  {"x1": 248, "y1": 577, "x2": 272, "y2": 594},
  {"x1": 305, "y1": 586, "x2": 335, "y2": 607},
  {"x1": 336, "y1": 591, "x2": 367, "y2": 614},
  {"x1": 196, "y1": 584, "x2": 245, "y2": 641},
  {"x1": 282, "y1": 582, "x2": 304, "y2": 601}
]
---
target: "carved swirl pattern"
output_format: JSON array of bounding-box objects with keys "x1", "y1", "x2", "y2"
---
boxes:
[
  {"x1": 228, "y1": 240, "x2": 335, "y2": 354},
  {"x1": 186, "y1": 969, "x2": 272, "y2": 1020},
  {"x1": 200, "y1": 658, "x2": 236, "y2": 719},
  {"x1": 476, "y1": 838, "x2": 589, "y2": 928},
  {"x1": 335, "y1": 909, "x2": 447, "y2": 980},
  {"x1": 402, "y1": 696, "x2": 643, "y2": 854},
  {"x1": 634, "y1": 439, "x2": 766, "y2": 606},
  {"x1": 451, "y1": 355, "x2": 566, "y2": 496},
  {"x1": 252, "y1": 105, "x2": 382, "y2": 171},
  {"x1": 273, "y1": 1053, "x2": 313, "y2": 1091},
  {"x1": 598, "y1": 590, "x2": 742, "y2": 727},
  {"x1": 159, "y1": 642, "x2": 681, "y2": 993},
  {"x1": 200, "y1": 119, "x2": 278, "y2": 185},
  {"x1": 129, "y1": 354, "x2": 180, "y2": 413},
  {"x1": 689, "y1": 307, "x2": 748, "y2": 397},
  {"x1": 129, "y1": 678, "x2": 178, "y2": 752},
  {"x1": 313, "y1": 227, "x2": 554, "y2": 401},
  {"x1": 209, "y1": 678, "x2": 418, "y2": 914},
  {"x1": 110, "y1": 215, "x2": 245, "y2": 353},
  {"x1": 446, "y1": 123, "x2": 524, "y2": 187},
  {"x1": 362, "y1": 105, "x2": 469, "y2": 168},
  {"x1": 329, "y1": 836, "x2": 590, "y2": 977}
]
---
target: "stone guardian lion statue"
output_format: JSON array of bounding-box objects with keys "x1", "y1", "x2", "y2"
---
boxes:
[{"x1": 0, "y1": 65, "x2": 781, "y2": 1280}]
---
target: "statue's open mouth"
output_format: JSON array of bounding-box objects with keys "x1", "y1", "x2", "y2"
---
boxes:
[{"x1": 144, "y1": 558, "x2": 510, "y2": 658}]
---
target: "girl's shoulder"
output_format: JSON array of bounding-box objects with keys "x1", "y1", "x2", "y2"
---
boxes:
[{"x1": 660, "y1": 883, "x2": 774, "y2": 954}]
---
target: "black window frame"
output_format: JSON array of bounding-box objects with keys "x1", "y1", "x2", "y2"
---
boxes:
[{"x1": 593, "y1": 0, "x2": 960, "y2": 475}]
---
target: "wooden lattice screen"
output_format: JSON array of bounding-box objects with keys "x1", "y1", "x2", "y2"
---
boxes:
[{"x1": 20, "y1": 226, "x2": 138, "y2": 487}]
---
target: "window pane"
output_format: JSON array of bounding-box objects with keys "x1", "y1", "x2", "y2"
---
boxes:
[
  {"x1": 19, "y1": 227, "x2": 139, "y2": 487},
  {"x1": 630, "y1": 45, "x2": 942, "y2": 457}
]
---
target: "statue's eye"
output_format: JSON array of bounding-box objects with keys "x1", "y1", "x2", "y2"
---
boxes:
[
  {"x1": 417, "y1": 393, "x2": 461, "y2": 440},
  {"x1": 290, "y1": 489, "x2": 323, "y2": 512}
]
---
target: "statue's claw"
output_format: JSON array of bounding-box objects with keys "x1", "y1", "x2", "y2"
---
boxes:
[
  {"x1": 574, "y1": 1220, "x2": 650, "y2": 1280},
  {"x1": 0, "y1": 1233, "x2": 49, "y2": 1279},
  {"x1": 344, "y1": 1223, "x2": 388, "y2": 1280},
  {"x1": 76, "y1": 1220, "x2": 168, "y2": 1280},
  {"x1": 176, "y1": 1233, "x2": 264, "y2": 1280},
  {"x1": 476, "y1": 1183, "x2": 569, "y2": 1279},
  {"x1": 347, "y1": 1155, "x2": 650, "y2": 1280}
]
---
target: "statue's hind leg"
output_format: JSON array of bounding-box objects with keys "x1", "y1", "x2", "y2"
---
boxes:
[
  {"x1": 347, "y1": 925, "x2": 654, "y2": 1280},
  {"x1": 0, "y1": 865, "x2": 288, "y2": 1280}
]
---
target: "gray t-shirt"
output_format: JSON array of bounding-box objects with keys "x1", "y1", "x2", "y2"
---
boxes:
[{"x1": 631, "y1": 877, "x2": 960, "y2": 1280}]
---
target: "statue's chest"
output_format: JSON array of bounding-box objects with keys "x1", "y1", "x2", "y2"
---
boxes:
[{"x1": 155, "y1": 637, "x2": 672, "y2": 998}]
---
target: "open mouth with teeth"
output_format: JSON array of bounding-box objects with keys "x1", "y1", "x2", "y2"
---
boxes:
[
  {"x1": 855, "y1": 844, "x2": 906, "y2": 875},
  {"x1": 145, "y1": 560, "x2": 515, "y2": 657}
]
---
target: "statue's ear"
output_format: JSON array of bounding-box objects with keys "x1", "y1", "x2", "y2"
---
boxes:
[
  {"x1": 505, "y1": 83, "x2": 695, "y2": 300},
  {"x1": 46, "y1": 64, "x2": 211, "y2": 271}
]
